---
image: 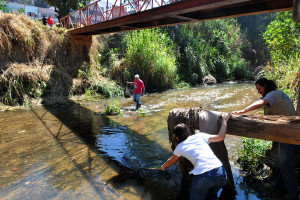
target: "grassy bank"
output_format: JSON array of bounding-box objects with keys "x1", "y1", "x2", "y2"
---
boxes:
[{"x1": 0, "y1": 12, "x2": 123, "y2": 108}]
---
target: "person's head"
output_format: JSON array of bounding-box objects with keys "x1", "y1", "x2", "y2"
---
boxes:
[
  {"x1": 49, "y1": 15, "x2": 51, "y2": 18},
  {"x1": 135, "y1": 74, "x2": 139, "y2": 80},
  {"x1": 255, "y1": 78, "x2": 277, "y2": 97},
  {"x1": 173, "y1": 123, "x2": 191, "y2": 143}
]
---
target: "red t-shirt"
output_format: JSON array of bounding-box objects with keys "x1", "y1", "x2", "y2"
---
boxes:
[
  {"x1": 133, "y1": 79, "x2": 144, "y2": 94},
  {"x1": 47, "y1": 17, "x2": 54, "y2": 25}
]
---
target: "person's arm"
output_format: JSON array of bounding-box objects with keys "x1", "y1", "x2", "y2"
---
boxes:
[
  {"x1": 142, "y1": 86, "x2": 145, "y2": 96},
  {"x1": 161, "y1": 154, "x2": 179, "y2": 171},
  {"x1": 232, "y1": 99, "x2": 269, "y2": 114},
  {"x1": 126, "y1": 81, "x2": 133, "y2": 85},
  {"x1": 208, "y1": 113, "x2": 231, "y2": 143}
]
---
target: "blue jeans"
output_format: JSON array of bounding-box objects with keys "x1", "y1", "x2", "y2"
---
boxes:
[
  {"x1": 190, "y1": 166, "x2": 227, "y2": 200},
  {"x1": 278, "y1": 142, "x2": 300, "y2": 200},
  {"x1": 133, "y1": 93, "x2": 141, "y2": 110}
]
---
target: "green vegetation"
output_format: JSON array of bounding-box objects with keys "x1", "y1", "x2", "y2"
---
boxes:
[
  {"x1": 105, "y1": 99, "x2": 121, "y2": 115},
  {"x1": 236, "y1": 138, "x2": 272, "y2": 176},
  {"x1": 165, "y1": 19, "x2": 252, "y2": 85},
  {"x1": 235, "y1": 11, "x2": 300, "y2": 176},
  {"x1": 46, "y1": 0, "x2": 87, "y2": 19},
  {"x1": 111, "y1": 29, "x2": 177, "y2": 91},
  {"x1": 1, "y1": 10, "x2": 298, "y2": 112},
  {"x1": 264, "y1": 11, "x2": 300, "y2": 105},
  {"x1": 0, "y1": 0, "x2": 7, "y2": 11},
  {"x1": 237, "y1": 14, "x2": 276, "y2": 67}
]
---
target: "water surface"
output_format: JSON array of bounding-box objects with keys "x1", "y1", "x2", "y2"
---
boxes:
[{"x1": 1, "y1": 83, "x2": 272, "y2": 200}]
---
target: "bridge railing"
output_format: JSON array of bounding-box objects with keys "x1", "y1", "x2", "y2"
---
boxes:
[{"x1": 60, "y1": 0, "x2": 175, "y2": 29}]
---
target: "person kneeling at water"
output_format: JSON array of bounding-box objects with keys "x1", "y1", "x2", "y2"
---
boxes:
[{"x1": 161, "y1": 113, "x2": 231, "y2": 200}]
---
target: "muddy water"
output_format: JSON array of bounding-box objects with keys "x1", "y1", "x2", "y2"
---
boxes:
[{"x1": 0, "y1": 83, "x2": 267, "y2": 200}]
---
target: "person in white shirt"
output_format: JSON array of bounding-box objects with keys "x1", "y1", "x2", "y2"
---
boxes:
[{"x1": 161, "y1": 113, "x2": 231, "y2": 200}]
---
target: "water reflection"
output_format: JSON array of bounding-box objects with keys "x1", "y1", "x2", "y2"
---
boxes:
[{"x1": 1, "y1": 83, "x2": 271, "y2": 200}]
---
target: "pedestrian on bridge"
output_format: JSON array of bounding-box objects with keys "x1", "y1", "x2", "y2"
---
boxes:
[
  {"x1": 232, "y1": 77, "x2": 299, "y2": 200},
  {"x1": 47, "y1": 15, "x2": 54, "y2": 27},
  {"x1": 161, "y1": 113, "x2": 231, "y2": 200},
  {"x1": 126, "y1": 74, "x2": 145, "y2": 110},
  {"x1": 42, "y1": 16, "x2": 47, "y2": 26}
]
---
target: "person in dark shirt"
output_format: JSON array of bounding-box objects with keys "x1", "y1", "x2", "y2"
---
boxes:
[{"x1": 42, "y1": 16, "x2": 47, "y2": 26}]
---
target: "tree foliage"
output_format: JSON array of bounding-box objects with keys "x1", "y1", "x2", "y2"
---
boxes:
[
  {"x1": 18, "y1": 0, "x2": 34, "y2": 6},
  {"x1": 45, "y1": 0, "x2": 87, "y2": 19},
  {"x1": 0, "y1": 0, "x2": 7, "y2": 11},
  {"x1": 263, "y1": 11, "x2": 300, "y2": 62},
  {"x1": 263, "y1": 11, "x2": 300, "y2": 105},
  {"x1": 237, "y1": 14, "x2": 276, "y2": 67},
  {"x1": 165, "y1": 19, "x2": 252, "y2": 85},
  {"x1": 34, "y1": 0, "x2": 49, "y2": 8}
]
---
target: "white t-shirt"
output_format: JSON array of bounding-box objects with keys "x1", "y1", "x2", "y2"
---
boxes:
[
  {"x1": 263, "y1": 90, "x2": 296, "y2": 116},
  {"x1": 173, "y1": 132, "x2": 222, "y2": 175}
]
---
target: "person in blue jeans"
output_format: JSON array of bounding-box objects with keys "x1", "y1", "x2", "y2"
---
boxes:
[
  {"x1": 127, "y1": 74, "x2": 145, "y2": 110},
  {"x1": 161, "y1": 113, "x2": 231, "y2": 200},
  {"x1": 232, "y1": 78, "x2": 299, "y2": 200}
]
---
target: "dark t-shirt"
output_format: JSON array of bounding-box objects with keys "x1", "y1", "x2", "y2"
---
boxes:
[{"x1": 42, "y1": 18, "x2": 47, "y2": 25}]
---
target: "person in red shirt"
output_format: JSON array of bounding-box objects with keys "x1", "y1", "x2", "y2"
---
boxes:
[
  {"x1": 47, "y1": 15, "x2": 54, "y2": 27},
  {"x1": 127, "y1": 74, "x2": 145, "y2": 110}
]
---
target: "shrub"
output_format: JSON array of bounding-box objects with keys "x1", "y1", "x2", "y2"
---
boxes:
[
  {"x1": 105, "y1": 99, "x2": 121, "y2": 115},
  {"x1": 236, "y1": 137, "x2": 272, "y2": 175}
]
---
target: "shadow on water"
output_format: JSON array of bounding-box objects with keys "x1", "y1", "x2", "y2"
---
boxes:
[{"x1": 41, "y1": 101, "x2": 181, "y2": 200}]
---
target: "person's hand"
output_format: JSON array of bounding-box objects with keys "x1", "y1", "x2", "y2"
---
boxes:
[
  {"x1": 222, "y1": 112, "x2": 231, "y2": 122},
  {"x1": 161, "y1": 165, "x2": 166, "y2": 171},
  {"x1": 232, "y1": 110, "x2": 245, "y2": 114}
]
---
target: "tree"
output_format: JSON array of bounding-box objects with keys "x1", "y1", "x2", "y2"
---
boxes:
[
  {"x1": 34, "y1": 0, "x2": 49, "y2": 8},
  {"x1": 263, "y1": 11, "x2": 300, "y2": 62},
  {"x1": 18, "y1": 0, "x2": 34, "y2": 6},
  {"x1": 0, "y1": 0, "x2": 7, "y2": 11},
  {"x1": 45, "y1": 0, "x2": 87, "y2": 19}
]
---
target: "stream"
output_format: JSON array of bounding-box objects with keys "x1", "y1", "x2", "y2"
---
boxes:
[{"x1": 0, "y1": 83, "x2": 275, "y2": 200}]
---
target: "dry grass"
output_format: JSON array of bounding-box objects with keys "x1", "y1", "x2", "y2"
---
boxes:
[{"x1": 0, "y1": 13, "x2": 122, "y2": 107}]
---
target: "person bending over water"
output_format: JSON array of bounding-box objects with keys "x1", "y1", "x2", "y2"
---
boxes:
[
  {"x1": 232, "y1": 77, "x2": 299, "y2": 200},
  {"x1": 161, "y1": 113, "x2": 231, "y2": 200}
]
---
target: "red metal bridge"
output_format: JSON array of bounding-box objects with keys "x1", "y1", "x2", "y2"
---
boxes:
[{"x1": 60, "y1": 0, "x2": 293, "y2": 35}]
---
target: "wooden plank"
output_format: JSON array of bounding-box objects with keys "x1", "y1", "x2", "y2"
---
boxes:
[{"x1": 227, "y1": 115, "x2": 300, "y2": 145}]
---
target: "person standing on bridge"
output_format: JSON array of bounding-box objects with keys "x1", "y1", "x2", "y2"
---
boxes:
[
  {"x1": 126, "y1": 74, "x2": 145, "y2": 110},
  {"x1": 232, "y1": 77, "x2": 299, "y2": 200},
  {"x1": 161, "y1": 113, "x2": 231, "y2": 200},
  {"x1": 47, "y1": 15, "x2": 54, "y2": 27},
  {"x1": 42, "y1": 16, "x2": 47, "y2": 26}
]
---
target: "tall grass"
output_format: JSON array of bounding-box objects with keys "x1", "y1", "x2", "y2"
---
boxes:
[{"x1": 122, "y1": 29, "x2": 177, "y2": 90}]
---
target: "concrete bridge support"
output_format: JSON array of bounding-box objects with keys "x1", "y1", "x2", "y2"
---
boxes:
[{"x1": 70, "y1": 35, "x2": 93, "y2": 61}]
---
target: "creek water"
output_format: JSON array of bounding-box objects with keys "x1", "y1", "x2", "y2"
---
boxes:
[{"x1": 0, "y1": 83, "x2": 272, "y2": 200}]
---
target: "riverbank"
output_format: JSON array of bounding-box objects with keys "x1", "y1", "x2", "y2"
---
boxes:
[{"x1": 0, "y1": 13, "x2": 123, "y2": 108}]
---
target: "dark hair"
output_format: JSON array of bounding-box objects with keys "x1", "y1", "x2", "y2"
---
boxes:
[
  {"x1": 174, "y1": 123, "x2": 191, "y2": 143},
  {"x1": 255, "y1": 78, "x2": 277, "y2": 97}
]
